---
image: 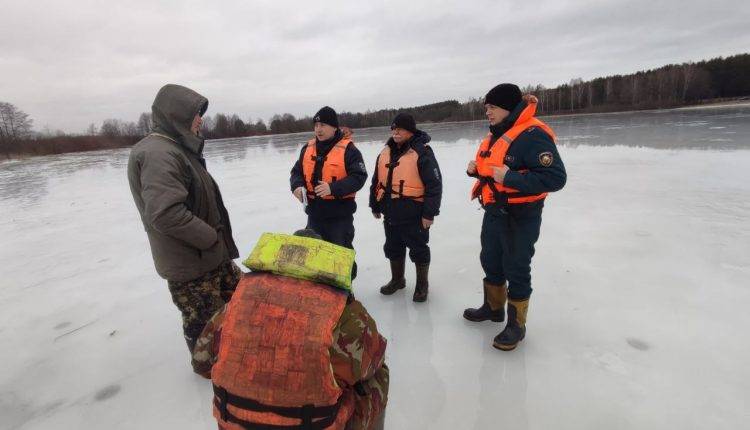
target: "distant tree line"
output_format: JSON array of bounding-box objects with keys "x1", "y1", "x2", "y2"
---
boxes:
[
  {"x1": 235, "y1": 53, "x2": 750, "y2": 134},
  {"x1": 527, "y1": 53, "x2": 750, "y2": 114},
  {"x1": 259, "y1": 100, "x2": 486, "y2": 135},
  {"x1": 2, "y1": 53, "x2": 748, "y2": 158},
  {"x1": 200, "y1": 114, "x2": 267, "y2": 139}
]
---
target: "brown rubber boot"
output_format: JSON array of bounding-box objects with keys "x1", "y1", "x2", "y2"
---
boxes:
[
  {"x1": 463, "y1": 281, "x2": 506, "y2": 322},
  {"x1": 412, "y1": 263, "x2": 429, "y2": 302},
  {"x1": 493, "y1": 298, "x2": 529, "y2": 351},
  {"x1": 380, "y1": 258, "x2": 406, "y2": 295}
]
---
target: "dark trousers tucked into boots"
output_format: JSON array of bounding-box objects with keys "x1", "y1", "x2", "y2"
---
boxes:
[
  {"x1": 476, "y1": 204, "x2": 540, "y2": 350},
  {"x1": 382, "y1": 220, "x2": 430, "y2": 264},
  {"x1": 381, "y1": 219, "x2": 432, "y2": 300}
]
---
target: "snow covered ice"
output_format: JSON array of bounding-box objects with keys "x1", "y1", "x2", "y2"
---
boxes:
[{"x1": 1, "y1": 104, "x2": 749, "y2": 429}]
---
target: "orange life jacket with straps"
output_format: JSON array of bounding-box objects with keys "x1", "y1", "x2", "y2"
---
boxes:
[
  {"x1": 211, "y1": 273, "x2": 355, "y2": 430},
  {"x1": 375, "y1": 144, "x2": 425, "y2": 202},
  {"x1": 302, "y1": 138, "x2": 356, "y2": 200},
  {"x1": 471, "y1": 101, "x2": 556, "y2": 206}
]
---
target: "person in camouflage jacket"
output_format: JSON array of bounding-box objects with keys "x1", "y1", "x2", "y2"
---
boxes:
[
  {"x1": 194, "y1": 297, "x2": 388, "y2": 429},
  {"x1": 193, "y1": 231, "x2": 389, "y2": 430}
]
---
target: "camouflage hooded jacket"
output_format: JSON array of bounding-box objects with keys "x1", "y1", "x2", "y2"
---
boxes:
[{"x1": 193, "y1": 297, "x2": 389, "y2": 430}]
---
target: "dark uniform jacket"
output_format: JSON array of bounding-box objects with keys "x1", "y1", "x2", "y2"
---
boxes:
[
  {"x1": 472, "y1": 101, "x2": 567, "y2": 217},
  {"x1": 289, "y1": 129, "x2": 368, "y2": 219}
]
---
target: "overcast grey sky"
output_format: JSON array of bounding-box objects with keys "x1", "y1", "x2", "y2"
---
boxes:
[{"x1": 1, "y1": 0, "x2": 749, "y2": 133}]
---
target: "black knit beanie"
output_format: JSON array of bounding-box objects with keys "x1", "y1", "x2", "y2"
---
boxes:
[
  {"x1": 390, "y1": 113, "x2": 417, "y2": 134},
  {"x1": 312, "y1": 106, "x2": 339, "y2": 128},
  {"x1": 484, "y1": 83, "x2": 522, "y2": 111}
]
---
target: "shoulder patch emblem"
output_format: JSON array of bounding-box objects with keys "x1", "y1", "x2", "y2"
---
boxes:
[{"x1": 539, "y1": 151, "x2": 553, "y2": 167}]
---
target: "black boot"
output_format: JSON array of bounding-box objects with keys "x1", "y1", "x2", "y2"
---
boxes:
[
  {"x1": 380, "y1": 258, "x2": 406, "y2": 295},
  {"x1": 493, "y1": 299, "x2": 529, "y2": 351},
  {"x1": 412, "y1": 263, "x2": 429, "y2": 302},
  {"x1": 463, "y1": 281, "x2": 506, "y2": 322}
]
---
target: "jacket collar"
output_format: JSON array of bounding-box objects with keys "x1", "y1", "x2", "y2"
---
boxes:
[{"x1": 489, "y1": 101, "x2": 536, "y2": 138}]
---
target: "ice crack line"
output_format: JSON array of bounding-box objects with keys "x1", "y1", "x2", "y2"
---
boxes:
[{"x1": 53, "y1": 319, "x2": 99, "y2": 342}]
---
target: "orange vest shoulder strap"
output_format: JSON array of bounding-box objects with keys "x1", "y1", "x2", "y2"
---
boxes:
[
  {"x1": 375, "y1": 145, "x2": 391, "y2": 197},
  {"x1": 302, "y1": 140, "x2": 317, "y2": 192},
  {"x1": 303, "y1": 138, "x2": 316, "y2": 154},
  {"x1": 378, "y1": 145, "x2": 391, "y2": 167},
  {"x1": 325, "y1": 138, "x2": 352, "y2": 163},
  {"x1": 501, "y1": 102, "x2": 556, "y2": 144}
]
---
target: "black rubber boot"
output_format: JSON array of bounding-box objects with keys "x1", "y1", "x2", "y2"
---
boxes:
[
  {"x1": 463, "y1": 281, "x2": 506, "y2": 322},
  {"x1": 493, "y1": 299, "x2": 529, "y2": 351},
  {"x1": 380, "y1": 258, "x2": 406, "y2": 295},
  {"x1": 412, "y1": 263, "x2": 429, "y2": 302}
]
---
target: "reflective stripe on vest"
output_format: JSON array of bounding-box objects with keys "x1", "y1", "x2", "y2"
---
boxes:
[
  {"x1": 471, "y1": 101, "x2": 556, "y2": 205},
  {"x1": 376, "y1": 145, "x2": 425, "y2": 202},
  {"x1": 211, "y1": 273, "x2": 354, "y2": 429},
  {"x1": 302, "y1": 138, "x2": 355, "y2": 200}
]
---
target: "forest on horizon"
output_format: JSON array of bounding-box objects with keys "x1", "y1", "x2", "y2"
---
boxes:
[{"x1": 2, "y1": 53, "x2": 748, "y2": 158}]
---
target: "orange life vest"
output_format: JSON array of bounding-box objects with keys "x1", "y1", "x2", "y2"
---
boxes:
[
  {"x1": 375, "y1": 144, "x2": 425, "y2": 202},
  {"x1": 302, "y1": 138, "x2": 356, "y2": 200},
  {"x1": 211, "y1": 273, "x2": 355, "y2": 430},
  {"x1": 471, "y1": 101, "x2": 556, "y2": 205}
]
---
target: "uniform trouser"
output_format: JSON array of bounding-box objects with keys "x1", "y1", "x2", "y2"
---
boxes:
[
  {"x1": 480, "y1": 207, "x2": 542, "y2": 300},
  {"x1": 306, "y1": 215, "x2": 357, "y2": 279},
  {"x1": 383, "y1": 220, "x2": 430, "y2": 264},
  {"x1": 167, "y1": 260, "x2": 242, "y2": 353}
]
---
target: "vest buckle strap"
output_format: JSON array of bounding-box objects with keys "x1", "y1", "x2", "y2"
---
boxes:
[
  {"x1": 212, "y1": 386, "x2": 344, "y2": 430},
  {"x1": 301, "y1": 404, "x2": 314, "y2": 429},
  {"x1": 216, "y1": 386, "x2": 229, "y2": 421},
  {"x1": 212, "y1": 384, "x2": 342, "y2": 421},
  {"x1": 385, "y1": 161, "x2": 400, "y2": 168}
]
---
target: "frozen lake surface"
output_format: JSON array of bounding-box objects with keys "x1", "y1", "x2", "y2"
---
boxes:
[{"x1": 1, "y1": 104, "x2": 750, "y2": 429}]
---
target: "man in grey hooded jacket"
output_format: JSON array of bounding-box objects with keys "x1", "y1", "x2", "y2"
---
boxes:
[{"x1": 127, "y1": 84, "x2": 241, "y2": 367}]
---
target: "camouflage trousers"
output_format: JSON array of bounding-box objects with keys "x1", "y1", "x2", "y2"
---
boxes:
[
  {"x1": 167, "y1": 260, "x2": 242, "y2": 354},
  {"x1": 348, "y1": 364, "x2": 390, "y2": 430}
]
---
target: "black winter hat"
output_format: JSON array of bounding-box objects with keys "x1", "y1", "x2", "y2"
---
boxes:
[
  {"x1": 390, "y1": 113, "x2": 417, "y2": 134},
  {"x1": 484, "y1": 83, "x2": 522, "y2": 111},
  {"x1": 312, "y1": 106, "x2": 339, "y2": 128}
]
